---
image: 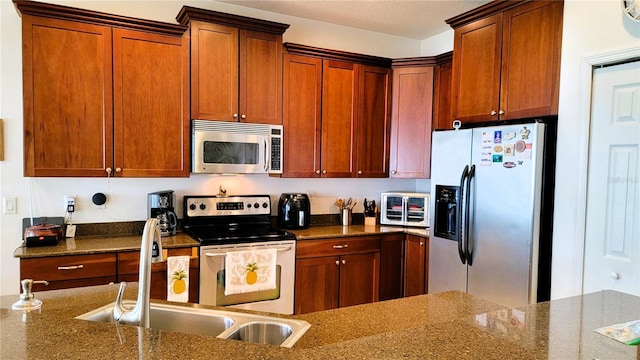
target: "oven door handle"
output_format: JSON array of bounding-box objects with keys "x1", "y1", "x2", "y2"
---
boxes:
[{"x1": 204, "y1": 246, "x2": 293, "y2": 257}]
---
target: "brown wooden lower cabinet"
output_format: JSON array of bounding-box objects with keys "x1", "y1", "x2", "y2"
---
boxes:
[
  {"x1": 404, "y1": 234, "x2": 428, "y2": 297},
  {"x1": 117, "y1": 247, "x2": 199, "y2": 303},
  {"x1": 379, "y1": 233, "x2": 429, "y2": 300},
  {"x1": 295, "y1": 236, "x2": 380, "y2": 314},
  {"x1": 20, "y1": 253, "x2": 117, "y2": 292}
]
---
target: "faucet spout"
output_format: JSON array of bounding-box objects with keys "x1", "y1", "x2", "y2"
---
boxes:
[{"x1": 113, "y1": 218, "x2": 162, "y2": 327}]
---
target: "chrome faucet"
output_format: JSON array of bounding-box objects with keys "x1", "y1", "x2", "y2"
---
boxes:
[{"x1": 113, "y1": 218, "x2": 164, "y2": 327}]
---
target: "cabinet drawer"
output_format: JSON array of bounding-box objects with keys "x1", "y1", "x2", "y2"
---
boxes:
[
  {"x1": 20, "y1": 253, "x2": 117, "y2": 282},
  {"x1": 296, "y1": 236, "x2": 380, "y2": 258}
]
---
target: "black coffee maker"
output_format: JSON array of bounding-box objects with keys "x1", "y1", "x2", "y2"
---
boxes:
[
  {"x1": 278, "y1": 193, "x2": 311, "y2": 229},
  {"x1": 148, "y1": 190, "x2": 177, "y2": 236}
]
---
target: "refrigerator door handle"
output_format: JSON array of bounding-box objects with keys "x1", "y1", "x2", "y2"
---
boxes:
[
  {"x1": 457, "y1": 165, "x2": 469, "y2": 265},
  {"x1": 465, "y1": 164, "x2": 476, "y2": 266}
]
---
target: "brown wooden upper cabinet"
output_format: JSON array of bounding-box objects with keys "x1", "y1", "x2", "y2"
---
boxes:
[
  {"x1": 389, "y1": 59, "x2": 434, "y2": 179},
  {"x1": 17, "y1": 1, "x2": 190, "y2": 177},
  {"x1": 177, "y1": 7, "x2": 289, "y2": 124},
  {"x1": 447, "y1": 0, "x2": 563, "y2": 126},
  {"x1": 283, "y1": 44, "x2": 391, "y2": 178}
]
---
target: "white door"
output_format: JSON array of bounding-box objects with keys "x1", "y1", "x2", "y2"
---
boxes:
[{"x1": 583, "y1": 61, "x2": 640, "y2": 296}]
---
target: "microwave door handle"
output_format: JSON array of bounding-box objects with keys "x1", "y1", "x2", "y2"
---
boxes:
[
  {"x1": 264, "y1": 138, "x2": 269, "y2": 171},
  {"x1": 457, "y1": 165, "x2": 469, "y2": 265}
]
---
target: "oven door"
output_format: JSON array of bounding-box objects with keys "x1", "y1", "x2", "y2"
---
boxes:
[{"x1": 199, "y1": 240, "x2": 295, "y2": 315}]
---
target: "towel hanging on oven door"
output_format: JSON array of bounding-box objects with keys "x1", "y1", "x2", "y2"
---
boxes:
[{"x1": 224, "y1": 248, "x2": 277, "y2": 295}]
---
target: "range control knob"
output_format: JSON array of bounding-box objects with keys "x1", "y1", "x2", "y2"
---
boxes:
[
  {"x1": 262, "y1": 202, "x2": 268, "y2": 208},
  {"x1": 189, "y1": 203, "x2": 196, "y2": 211},
  {"x1": 246, "y1": 202, "x2": 253, "y2": 208},
  {"x1": 199, "y1": 203, "x2": 206, "y2": 210},
  {"x1": 254, "y1": 202, "x2": 259, "y2": 208}
]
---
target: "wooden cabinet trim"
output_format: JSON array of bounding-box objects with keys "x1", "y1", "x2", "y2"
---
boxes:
[
  {"x1": 177, "y1": 6, "x2": 289, "y2": 34},
  {"x1": 285, "y1": 43, "x2": 391, "y2": 68},
  {"x1": 14, "y1": 0, "x2": 187, "y2": 36},
  {"x1": 20, "y1": 253, "x2": 117, "y2": 282},
  {"x1": 445, "y1": 0, "x2": 531, "y2": 29}
]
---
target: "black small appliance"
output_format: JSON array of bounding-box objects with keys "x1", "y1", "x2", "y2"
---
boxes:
[{"x1": 277, "y1": 193, "x2": 310, "y2": 229}]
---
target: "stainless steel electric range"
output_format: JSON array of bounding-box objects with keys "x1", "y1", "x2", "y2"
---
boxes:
[{"x1": 183, "y1": 195, "x2": 296, "y2": 314}]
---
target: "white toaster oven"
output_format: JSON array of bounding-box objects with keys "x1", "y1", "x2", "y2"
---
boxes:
[{"x1": 380, "y1": 192, "x2": 430, "y2": 227}]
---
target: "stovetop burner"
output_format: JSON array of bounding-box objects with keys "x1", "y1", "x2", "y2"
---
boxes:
[{"x1": 182, "y1": 195, "x2": 297, "y2": 245}]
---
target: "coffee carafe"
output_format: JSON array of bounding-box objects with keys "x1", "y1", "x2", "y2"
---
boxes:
[{"x1": 148, "y1": 190, "x2": 177, "y2": 236}]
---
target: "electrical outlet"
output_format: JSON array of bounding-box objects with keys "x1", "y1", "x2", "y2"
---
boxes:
[{"x1": 65, "y1": 195, "x2": 76, "y2": 213}]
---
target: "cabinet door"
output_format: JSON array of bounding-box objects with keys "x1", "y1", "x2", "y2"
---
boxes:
[
  {"x1": 22, "y1": 16, "x2": 113, "y2": 177},
  {"x1": 20, "y1": 253, "x2": 117, "y2": 291},
  {"x1": 379, "y1": 234, "x2": 405, "y2": 301},
  {"x1": 404, "y1": 235, "x2": 427, "y2": 296},
  {"x1": 339, "y1": 252, "x2": 380, "y2": 307},
  {"x1": 282, "y1": 54, "x2": 322, "y2": 177},
  {"x1": 295, "y1": 256, "x2": 340, "y2": 314},
  {"x1": 112, "y1": 29, "x2": 190, "y2": 177},
  {"x1": 499, "y1": 1, "x2": 563, "y2": 120},
  {"x1": 240, "y1": 30, "x2": 283, "y2": 124},
  {"x1": 356, "y1": 65, "x2": 391, "y2": 178},
  {"x1": 389, "y1": 67, "x2": 434, "y2": 178},
  {"x1": 433, "y1": 60, "x2": 453, "y2": 130},
  {"x1": 190, "y1": 21, "x2": 238, "y2": 121},
  {"x1": 451, "y1": 13, "x2": 503, "y2": 124},
  {"x1": 321, "y1": 60, "x2": 358, "y2": 177}
]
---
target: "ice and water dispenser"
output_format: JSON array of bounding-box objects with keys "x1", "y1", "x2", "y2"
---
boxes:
[{"x1": 433, "y1": 185, "x2": 460, "y2": 241}]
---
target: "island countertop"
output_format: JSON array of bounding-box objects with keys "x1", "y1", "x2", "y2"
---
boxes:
[{"x1": 1, "y1": 285, "x2": 638, "y2": 359}]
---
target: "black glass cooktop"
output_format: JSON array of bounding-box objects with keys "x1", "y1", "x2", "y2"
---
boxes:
[{"x1": 185, "y1": 223, "x2": 296, "y2": 245}]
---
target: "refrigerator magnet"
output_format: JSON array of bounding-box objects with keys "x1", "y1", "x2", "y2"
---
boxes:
[
  {"x1": 494, "y1": 131, "x2": 502, "y2": 143},
  {"x1": 515, "y1": 140, "x2": 526, "y2": 153},
  {"x1": 520, "y1": 126, "x2": 531, "y2": 139},
  {"x1": 494, "y1": 145, "x2": 503, "y2": 153},
  {"x1": 504, "y1": 131, "x2": 516, "y2": 140},
  {"x1": 504, "y1": 144, "x2": 515, "y2": 157},
  {"x1": 503, "y1": 162, "x2": 516, "y2": 168},
  {"x1": 492, "y1": 154, "x2": 503, "y2": 163}
]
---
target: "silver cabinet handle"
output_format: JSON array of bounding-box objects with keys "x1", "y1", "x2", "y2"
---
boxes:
[
  {"x1": 341, "y1": 259, "x2": 346, "y2": 265},
  {"x1": 58, "y1": 264, "x2": 84, "y2": 270},
  {"x1": 233, "y1": 113, "x2": 238, "y2": 119},
  {"x1": 358, "y1": 170, "x2": 362, "y2": 175},
  {"x1": 115, "y1": 167, "x2": 122, "y2": 173},
  {"x1": 498, "y1": 110, "x2": 505, "y2": 115},
  {"x1": 106, "y1": 167, "x2": 112, "y2": 174},
  {"x1": 490, "y1": 110, "x2": 497, "y2": 116},
  {"x1": 335, "y1": 260, "x2": 340, "y2": 265},
  {"x1": 332, "y1": 244, "x2": 348, "y2": 249},
  {"x1": 315, "y1": 170, "x2": 321, "y2": 174},
  {"x1": 322, "y1": 170, "x2": 327, "y2": 174},
  {"x1": 420, "y1": 241, "x2": 424, "y2": 246},
  {"x1": 391, "y1": 170, "x2": 397, "y2": 174},
  {"x1": 241, "y1": 114, "x2": 246, "y2": 119}
]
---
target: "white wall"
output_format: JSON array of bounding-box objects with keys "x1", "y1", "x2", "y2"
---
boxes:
[
  {"x1": 420, "y1": 29, "x2": 454, "y2": 56},
  {"x1": 551, "y1": 0, "x2": 640, "y2": 300},
  {"x1": 0, "y1": 0, "x2": 421, "y2": 296}
]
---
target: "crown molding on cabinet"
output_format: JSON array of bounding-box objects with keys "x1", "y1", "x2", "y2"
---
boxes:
[
  {"x1": 176, "y1": 6, "x2": 290, "y2": 34},
  {"x1": 445, "y1": 0, "x2": 534, "y2": 29},
  {"x1": 13, "y1": 0, "x2": 187, "y2": 36},
  {"x1": 284, "y1": 43, "x2": 392, "y2": 68},
  {"x1": 391, "y1": 51, "x2": 452, "y2": 68}
]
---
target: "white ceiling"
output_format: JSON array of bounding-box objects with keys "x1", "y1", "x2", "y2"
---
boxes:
[{"x1": 217, "y1": 0, "x2": 492, "y2": 40}]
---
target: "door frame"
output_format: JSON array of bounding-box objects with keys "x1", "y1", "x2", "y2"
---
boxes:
[{"x1": 570, "y1": 46, "x2": 640, "y2": 296}]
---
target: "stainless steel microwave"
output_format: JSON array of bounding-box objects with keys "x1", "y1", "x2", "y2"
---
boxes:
[
  {"x1": 192, "y1": 120, "x2": 283, "y2": 174},
  {"x1": 380, "y1": 192, "x2": 430, "y2": 227}
]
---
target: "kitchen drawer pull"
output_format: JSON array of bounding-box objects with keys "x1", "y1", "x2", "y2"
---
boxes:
[
  {"x1": 332, "y1": 244, "x2": 349, "y2": 249},
  {"x1": 205, "y1": 246, "x2": 292, "y2": 257},
  {"x1": 57, "y1": 264, "x2": 84, "y2": 270}
]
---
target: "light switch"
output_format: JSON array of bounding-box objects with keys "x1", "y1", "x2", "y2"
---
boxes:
[{"x1": 3, "y1": 197, "x2": 17, "y2": 214}]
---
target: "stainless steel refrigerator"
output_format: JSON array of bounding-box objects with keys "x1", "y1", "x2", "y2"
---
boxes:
[{"x1": 429, "y1": 122, "x2": 554, "y2": 308}]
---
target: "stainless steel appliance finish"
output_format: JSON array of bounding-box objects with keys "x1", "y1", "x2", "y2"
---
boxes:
[
  {"x1": 429, "y1": 123, "x2": 550, "y2": 308},
  {"x1": 192, "y1": 120, "x2": 283, "y2": 174},
  {"x1": 380, "y1": 192, "x2": 430, "y2": 227},
  {"x1": 148, "y1": 190, "x2": 177, "y2": 237},
  {"x1": 183, "y1": 195, "x2": 296, "y2": 314}
]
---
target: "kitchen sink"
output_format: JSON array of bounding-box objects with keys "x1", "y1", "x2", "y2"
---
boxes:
[{"x1": 75, "y1": 301, "x2": 310, "y2": 348}]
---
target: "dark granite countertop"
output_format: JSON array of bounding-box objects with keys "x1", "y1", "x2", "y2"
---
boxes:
[
  {"x1": 1, "y1": 286, "x2": 638, "y2": 359},
  {"x1": 13, "y1": 225, "x2": 427, "y2": 258}
]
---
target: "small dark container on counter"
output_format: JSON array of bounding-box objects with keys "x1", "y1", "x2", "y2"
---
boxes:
[{"x1": 278, "y1": 193, "x2": 311, "y2": 229}]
